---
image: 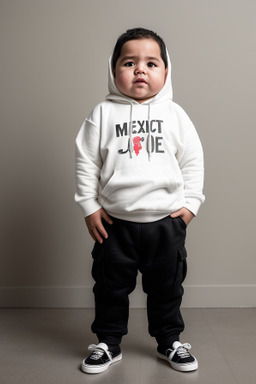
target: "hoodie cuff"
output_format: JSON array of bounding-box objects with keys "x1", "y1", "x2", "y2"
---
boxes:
[
  {"x1": 78, "y1": 199, "x2": 102, "y2": 218},
  {"x1": 184, "y1": 197, "x2": 204, "y2": 217}
]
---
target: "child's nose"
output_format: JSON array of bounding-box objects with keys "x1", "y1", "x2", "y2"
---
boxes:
[{"x1": 135, "y1": 63, "x2": 146, "y2": 74}]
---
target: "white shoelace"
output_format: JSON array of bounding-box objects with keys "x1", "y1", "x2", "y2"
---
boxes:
[
  {"x1": 175, "y1": 343, "x2": 192, "y2": 358},
  {"x1": 88, "y1": 344, "x2": 112, "y2": 361}
]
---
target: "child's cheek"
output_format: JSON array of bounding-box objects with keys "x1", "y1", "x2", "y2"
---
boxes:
[{"x1": 115, "y1": 73, "x2": 130, "y2": 93}]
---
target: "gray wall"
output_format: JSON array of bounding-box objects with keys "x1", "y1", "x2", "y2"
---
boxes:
[{"x1": 1, "y1": 0, "x2": 256, "y2": 307}]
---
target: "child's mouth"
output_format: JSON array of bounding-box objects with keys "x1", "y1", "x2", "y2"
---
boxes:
[{"x1": 135, "y1": 78, "x2": 147, "y2": 84}]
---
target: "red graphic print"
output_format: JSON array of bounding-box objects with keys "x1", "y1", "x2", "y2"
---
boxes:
[{"x1": 133, "y1": 136, "x2": 143, "y2": 156}]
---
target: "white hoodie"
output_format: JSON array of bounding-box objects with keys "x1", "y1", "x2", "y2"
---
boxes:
[{"x1": 75, "y1": 50, "x2": 205, "y2": 222}]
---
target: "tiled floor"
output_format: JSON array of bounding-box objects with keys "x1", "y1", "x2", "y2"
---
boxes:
[{"x1": 0, "y1": 308, "x2": 255, "y2": 384}]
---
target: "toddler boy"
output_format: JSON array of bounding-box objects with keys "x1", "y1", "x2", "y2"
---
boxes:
[{"x1": 75, "y1": 28, "x2": 205, "y2": 374}]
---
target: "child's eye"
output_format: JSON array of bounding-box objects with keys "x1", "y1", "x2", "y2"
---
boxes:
[
  {"x1": 147, "y1": 62, "x2": 156, "y2": 68},
  {"x1": 124, "y1": 62, "x2": 135, "y2": 67}
]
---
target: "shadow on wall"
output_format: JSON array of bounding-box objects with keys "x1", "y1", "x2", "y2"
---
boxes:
[
  {"x1": 2, "y1": 181, "x2": 56, "y2": 287},
  {"x1": 1, "y1": 114, "x2": 82, "y2": 301}
]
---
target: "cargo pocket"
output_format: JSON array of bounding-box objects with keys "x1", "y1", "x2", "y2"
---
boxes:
[
  {"x1": 175, "y1": 246, "x2": 187, "y2": 285},
  {"x1": 91, "y1": 243, "x2": 106, "y2": 291}
]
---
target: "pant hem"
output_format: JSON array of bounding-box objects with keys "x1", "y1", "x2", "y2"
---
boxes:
[
  {"x1": 97, "y1": 335, "x2": 122, "y2": 346},
  {"x1": 156, "y1": 335, "x2": 180, "y2": 347}
]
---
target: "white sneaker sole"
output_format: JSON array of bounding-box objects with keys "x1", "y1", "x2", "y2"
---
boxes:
[
  {"x1": 157, "y1": 352, "x2": 198, "y2": 372},
  {"x1": 81, "y1": 353, "x2": 122, "y2": 374}
]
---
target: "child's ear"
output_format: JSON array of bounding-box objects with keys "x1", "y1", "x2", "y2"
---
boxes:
[{"x1": 164, "y1": 68, "x2": 168, "y2": 82}]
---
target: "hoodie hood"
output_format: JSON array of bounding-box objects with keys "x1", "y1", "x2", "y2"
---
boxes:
[
  {"x1": 106, "y1": 48, "x2": 173, "y2": 104},
  {"x1": 106, "y1": 48, "x2": 173, "y2": 160}
]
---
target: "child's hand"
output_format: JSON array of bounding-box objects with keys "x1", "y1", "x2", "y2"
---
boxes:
[
  {"x1": 85, "y1": 208, "x2": 113, "y2": 244},
  {"x1": 170, "y1": 207, "x2": 195, "y2": 226}
]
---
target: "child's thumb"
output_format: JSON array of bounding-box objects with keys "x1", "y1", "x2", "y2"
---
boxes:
[{"x1": 170, "y1": 209, "x2": 182, "y2": 218}]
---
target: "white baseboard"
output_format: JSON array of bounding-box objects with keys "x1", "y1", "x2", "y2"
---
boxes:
[{"x1": 0, "y1": 285, "x2": 255, "y2": 308}]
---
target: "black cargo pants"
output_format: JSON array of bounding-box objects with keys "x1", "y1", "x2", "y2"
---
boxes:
[{"x1": 91, "y1": 215, "x2": 187, "y2": 347}]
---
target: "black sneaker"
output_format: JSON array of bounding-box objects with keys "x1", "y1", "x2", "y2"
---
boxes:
[
  {"x1": 81, "y1": 343, "x2": 122, "y2": 374},
  {"x1": 157, "y1": 341, "x2": 198, "y2": 372}
]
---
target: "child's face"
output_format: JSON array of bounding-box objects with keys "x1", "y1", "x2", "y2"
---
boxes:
[{"x1": 114, "y1": 38, "x2": 167, "y2": 103}]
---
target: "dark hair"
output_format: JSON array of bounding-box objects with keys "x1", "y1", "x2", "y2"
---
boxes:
[{"x1": 112, "y1": 27, "x2": 168, "y2": 71}]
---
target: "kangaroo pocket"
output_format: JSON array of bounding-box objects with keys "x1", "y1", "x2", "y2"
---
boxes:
[{"x1": 99, "y1": 164, "x2": 184, "y2": 214}]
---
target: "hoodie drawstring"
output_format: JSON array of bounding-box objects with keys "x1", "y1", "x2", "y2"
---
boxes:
[
  {"x1": 128, "y1": 102, "x2": 152, "y2": 161},
  {"x1": 128, "y1": 102, "x2": 134, "y2": 158},
  {"x1": 146, "y1": 104, "x2": 151, "y2": 161}
]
